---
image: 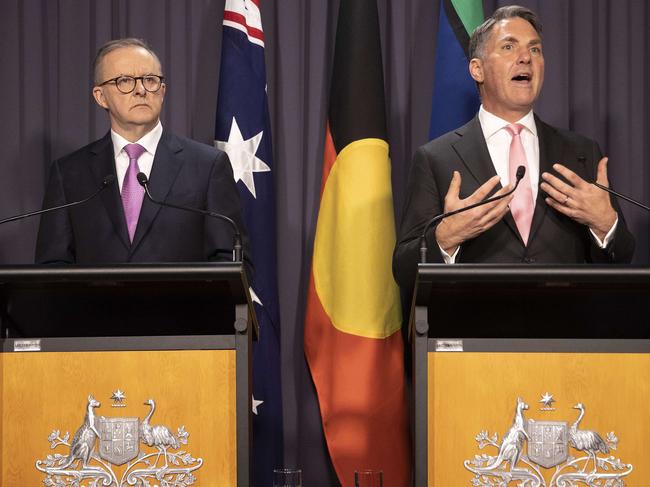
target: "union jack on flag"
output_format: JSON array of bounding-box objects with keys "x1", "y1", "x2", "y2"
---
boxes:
[{"x1": 215, "y1": 1, "x2": 283, "y2": 485}]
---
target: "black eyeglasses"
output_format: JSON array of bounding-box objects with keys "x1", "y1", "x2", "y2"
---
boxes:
[{"x1": 98, "y1": 75, "x2": 165, "y2": 94}]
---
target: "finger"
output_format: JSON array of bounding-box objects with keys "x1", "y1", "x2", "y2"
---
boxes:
[
  {"x1": 478, "y1": 193, "x2": 514, "y2": 224},
  {"x1": 493, "y1": 183, "x2": 515, "y2": 196},
  {"x1": 545, "y1": 196, "x2": 578, "y2": 218},
  {"x1": 446, "y1": 171, "x2": 461, "y2": 199},
  {"x1": 478, "y1": 198, "x2": 514, "y2": 230},
  {"x1": 596, "y1": 157, "x2": 609, "y2": 186},
  {"x1": 541, "y1": 171, "x2": 575, "y2": 198},
  {"x1": 551, "y1": 163, "x2": 587, "y2": 189},
  {"x1": 540, "y1": 180, "x2": 571, "y2": 204},
  {"x1": 467, "y1": 175, "x2": 501, "y2": 203}
]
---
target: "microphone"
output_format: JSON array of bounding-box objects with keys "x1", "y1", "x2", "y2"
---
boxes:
[
  {"x1": 576, "y1": 154, "x2": 650, "y2": 211},
  {"x1": 419, "y1": 166, "x2": 526, "y2": 263},
  {"x1": 0, "y1": 175, "x2": 115, "y2": 226},
  {"x1": 593, "y1": 182, "x2": 650, "y2": 211},
  {"x1": 136, "y1": 172, "x2": 243, "y2": 262}
]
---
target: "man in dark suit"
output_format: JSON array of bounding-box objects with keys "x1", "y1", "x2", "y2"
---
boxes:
[
  {"x1": 36, "y1": 38, "x2": 247, "y2": 264},
  {"x1": 393, "y1": 5, "x2": 634, "y2": 289}
]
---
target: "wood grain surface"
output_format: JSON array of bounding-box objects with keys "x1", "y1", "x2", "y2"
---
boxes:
[
  {"x1": 1, "y1": 349, "x2": 236, "y2": 486},
  {"x1": 428, "y1": 352, "x2": 650, "y2": 486}
]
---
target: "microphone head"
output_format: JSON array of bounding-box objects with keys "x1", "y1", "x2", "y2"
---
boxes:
[
  {"x1": 516, "y1": 165, "x2": 526, "y2": 181},
  {"x1": 102, "y1": 175, "x2": 116, "y2": 188},
  {"x1": 136, "y1": 172, "x2": 148, "y2": 187}
]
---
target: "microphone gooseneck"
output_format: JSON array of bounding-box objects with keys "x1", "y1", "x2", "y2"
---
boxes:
[
  {"x1": 593, "y1": 182, "x2": 650, "y2": 212},
  {"x1": 0, "y1": 175, "x2": 115, "y2": 226},
  {"x1": 136, "y1": 172, "x2": 243, "y2": 262},
  {"x1": 418, "y1": 166, "x2": 526, "y2": 263}
]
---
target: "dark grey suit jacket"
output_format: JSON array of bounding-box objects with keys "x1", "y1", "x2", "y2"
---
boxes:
[
  {"x1": 393, "y1": 115, "x2": 635, "y2": 289},
  {"x1": 35, "y1": 130, "x2": 249, "y2": 264}
]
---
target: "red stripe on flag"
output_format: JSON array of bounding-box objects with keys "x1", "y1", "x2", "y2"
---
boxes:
[
  {"x1": 320, "y1": 124, "x2": 337, "y2": 197},
  {"x1": 223, "y1": 11, "x2": 265, "y2": 42},
  {"x1": 304, "y1": 275, "x2": 410, "y2": 486}
]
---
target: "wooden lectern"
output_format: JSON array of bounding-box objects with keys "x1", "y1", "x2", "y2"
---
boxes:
[
  {"x1": 412, "y1": 265, "x2": 650, "y2": 486},
  {"x1": 0, "y1": 263, "x2": 257, "y2": 486}
]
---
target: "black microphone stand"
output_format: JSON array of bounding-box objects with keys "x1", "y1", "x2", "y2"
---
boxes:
[
  {"x1": 136, "y1": 173, "x2": 243, "y2": 262},
  {"x1": 0, "y1": 175, "x2": 115, "y2": 225}
]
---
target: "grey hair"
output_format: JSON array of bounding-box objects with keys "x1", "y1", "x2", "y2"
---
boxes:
[
  {"x1": 468, "y1": 5, "x2": 542, "y2": 60},
  {"x1": 93, "y1": 38, "x2": 162, "y2": 85}
]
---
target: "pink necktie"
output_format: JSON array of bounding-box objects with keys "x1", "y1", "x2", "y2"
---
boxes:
[
  {"x1": 121, "y1": 143, "x2": 146, "y2": 242},
  {"x1": 506, "y1": 124, "x2": 534, "y2": 244}
]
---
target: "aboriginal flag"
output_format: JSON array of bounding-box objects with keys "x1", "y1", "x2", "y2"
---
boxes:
[{"x1": 303, "y1": 0, "x2": 410, "y2": 485}]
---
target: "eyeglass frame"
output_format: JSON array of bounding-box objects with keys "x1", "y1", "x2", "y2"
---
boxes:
[{"x1": 97, "y1": 75, "x2": 166, "y2": 94}]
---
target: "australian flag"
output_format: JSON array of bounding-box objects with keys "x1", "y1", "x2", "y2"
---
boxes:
[{"x1": 214, "y1": 1, "x2": 283, "y2": 485}]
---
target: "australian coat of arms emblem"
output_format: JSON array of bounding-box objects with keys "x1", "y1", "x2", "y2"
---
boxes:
[
  {"x1": 35, "y1": 394, "x2": 203, "y2": 486},
  {"x1": 464, "y1": 396, "x2": 633, "y2": 486}
]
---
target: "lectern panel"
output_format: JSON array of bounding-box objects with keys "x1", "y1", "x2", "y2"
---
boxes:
[
  {"x1": 1, "y1": 349, "x2": 236, "y2": 486},
  {"x1": 427, "y1": 353, "x2": 650, "y2": 486}
]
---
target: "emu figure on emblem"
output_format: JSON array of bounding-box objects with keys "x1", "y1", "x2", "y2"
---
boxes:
[
  {"x1": 58, "y1": 395, "x2": 101, "y2": 469},
  {"x1": 484, "y1": 397, "x2": 530, "y2": 471},
  {"x1": 140, "y1": 399, "x2": 180, "y2": 468},
  {"x1": 569, "y1": 403, "x2": 610, "y2": 473}
]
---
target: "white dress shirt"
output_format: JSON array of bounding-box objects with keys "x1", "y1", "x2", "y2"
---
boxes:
[
  {"x1": 111, "y1": 121, "x2": 163, "y2": 192},
  {"x1": 479, "y1": 106, "x2": 539, "y2": 205},
  {"x1": 439, "y1": 106, "x2": 616, "y2": 263}
]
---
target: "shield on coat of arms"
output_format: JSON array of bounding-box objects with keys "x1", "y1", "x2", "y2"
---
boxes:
[
  {"x1": 98, "y1": 417, "x2": 140, "y2": 465},
  {"x1": 527, "y1": 420, "x2": 568, "y2": 468}
]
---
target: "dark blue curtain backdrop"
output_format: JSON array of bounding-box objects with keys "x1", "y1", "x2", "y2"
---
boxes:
[{"x1": 1, "y1": 1, "x2": 648, "y2": 485}]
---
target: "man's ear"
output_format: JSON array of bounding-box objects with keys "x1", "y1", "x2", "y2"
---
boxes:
[
  {"x1": 92, "y1": 86, "x2": 109, "y2": 109},
  {"x1": 469, "y1": 58, "x2": 484, "y2": 83}
]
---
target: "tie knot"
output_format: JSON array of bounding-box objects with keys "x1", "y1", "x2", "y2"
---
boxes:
[
  {"x1": 123, "y1": 143, "x2": 146, "y2": 161},
  {"x1": 506, "y1": 123, "x2": 524, "y2": 137}
]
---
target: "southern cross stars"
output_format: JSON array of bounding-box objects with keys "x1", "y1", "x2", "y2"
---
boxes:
[
  {"x1": 252, "y1": 395, "x2": 264, "y2": 415},
  {"x1": 215, "y1": 117, "x2": 270, "y2": 198}
]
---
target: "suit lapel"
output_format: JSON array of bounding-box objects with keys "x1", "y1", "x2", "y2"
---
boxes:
[
  {"x1": 452, "y1": 116, "x2": 521, "y2": 239},
  {"x1": 88, "y1": 133, "x2": 131, "y2": 250},
  {"x1": 528, "y1": 116, "x2": 563, "y2": 244},
  {"x1": 130, "y1": 131, "x2": 185, "y2": 253}
]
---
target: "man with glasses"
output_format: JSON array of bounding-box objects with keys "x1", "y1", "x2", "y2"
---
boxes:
[{"x1": 35, "y1": 38, "x2": 247, "y2": 264}]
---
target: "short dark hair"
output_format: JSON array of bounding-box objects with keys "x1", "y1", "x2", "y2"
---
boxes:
[
  {"x1": 469, "y1": 6, "x2": 542, "y2": 60},
  {"x1": 93, "y1": 38, "x2": 162, "y2": 85}
]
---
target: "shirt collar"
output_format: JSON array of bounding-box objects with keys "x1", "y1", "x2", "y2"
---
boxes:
[
  {"x1": 478, "y1": 105, "x2": 537, "y2": 140},
  {"x1": 111, "y1": 120, "x2": 163, "y2": 159}
]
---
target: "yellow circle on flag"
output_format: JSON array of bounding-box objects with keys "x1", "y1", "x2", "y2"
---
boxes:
[{"x1": 313, "y1": 138, "x2": 402, "y2": 339}]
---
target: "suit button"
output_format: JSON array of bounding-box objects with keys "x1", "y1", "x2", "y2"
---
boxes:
[{"x1": 523, "y1": 257, "x2": 536, "y2": 264}]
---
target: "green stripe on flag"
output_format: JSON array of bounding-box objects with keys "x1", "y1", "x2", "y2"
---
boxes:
[{"x1": 450, "y1": 0, "x2": 484, "y2": 35}]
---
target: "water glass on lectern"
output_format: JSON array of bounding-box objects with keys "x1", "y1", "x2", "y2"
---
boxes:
[
  {"x1": 273, "y1": 468, "x2": 302, "y2": 487},
  {"x1": 355, "y1": 469, "x2": 383, "y2": 486}
]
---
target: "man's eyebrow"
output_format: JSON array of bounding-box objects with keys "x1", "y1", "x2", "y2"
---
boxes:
[{"x1": 498, "y1": 36, "x2": 542, "y2": 46}]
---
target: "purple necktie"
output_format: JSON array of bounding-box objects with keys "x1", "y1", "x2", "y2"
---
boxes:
[
  {"x1": 121, "y1": 143, "x2": 146, "y2": 242},
  {"x1": 505, "y1": 123, "x2": 534, "y2": 244}
]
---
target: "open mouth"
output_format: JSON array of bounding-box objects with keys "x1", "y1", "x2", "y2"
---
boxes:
[{"x1": 511, "y1": 73, "x2": 532, "y2": 83}]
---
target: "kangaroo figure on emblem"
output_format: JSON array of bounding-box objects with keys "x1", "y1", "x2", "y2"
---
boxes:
[
  {"x1": 58, "y1": 395, "x2": 101, "y2": 469},
  {"x1": 484, "y1": 397, "x2": 530, "y2": 471}
]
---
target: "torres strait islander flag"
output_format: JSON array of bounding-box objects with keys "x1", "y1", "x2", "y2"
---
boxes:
[
  {"x1": 430, "y1": 0, "x2": 484, "y2": 139},
  {"x1": 214, "y1": 1, "x2": 282, "y2": 486},
  {"x1": 303, "y1": 0, "x2": 410, "y2": 485}
]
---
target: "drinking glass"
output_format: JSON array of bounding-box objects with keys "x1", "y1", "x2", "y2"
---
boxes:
[
  {"x1": 354, "y1": 469, "x2": 383, "y2": 487},
  {"x1": 273, "y1": 468, "x2": 302, "y2": 487}
]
